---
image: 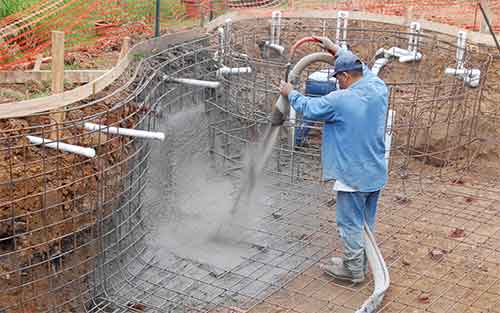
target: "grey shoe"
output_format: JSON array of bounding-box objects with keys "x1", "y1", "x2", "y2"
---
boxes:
[
  {"x1": 320, "y1": 257, "x2": 365, "y2": 283},
  {"x1": 329, "y1": 256, "x2": 369, "y2": 275}
]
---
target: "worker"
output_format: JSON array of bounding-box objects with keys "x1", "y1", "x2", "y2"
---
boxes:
[{"x1": 272, "y1": 37, "x2": 388, "y2": 283}]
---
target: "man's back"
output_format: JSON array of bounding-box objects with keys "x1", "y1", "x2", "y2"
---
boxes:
[
  {"x1": 324, "y1": 66, "x2": 388, "y2": 191},
  {"x1": 288, "y1": 65, "x2": 389, "y2": 191}
]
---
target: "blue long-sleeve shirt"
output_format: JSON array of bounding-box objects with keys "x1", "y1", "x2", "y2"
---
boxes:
[{"x1": 288, "y1": 58, "x2": 388, "y2": 192}]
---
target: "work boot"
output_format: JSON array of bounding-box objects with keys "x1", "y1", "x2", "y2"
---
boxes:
[
  {"x1": 329, "y1": 257, "x2": 369, "y2": 275},
  {"x1": 320, "y1": 257, "x2": 365, "y2": 283}
]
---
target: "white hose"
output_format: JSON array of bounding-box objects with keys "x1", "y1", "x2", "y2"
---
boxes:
[
  {"x1": 27, "y1": 135, "x2": 96, "y2": 158},
  {"x1": 274, "y1": 52, "x2": 336, "y2": 115},
  {"x1": 356, "y1": 224, "x2": 391, "y2": 313},
  {"x1": 84, "y1": 122, "x2": 165, "y2": 141}
]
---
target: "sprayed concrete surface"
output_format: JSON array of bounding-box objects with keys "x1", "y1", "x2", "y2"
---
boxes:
[
  {"x1": 132, "y1": 99, "x2": 332, "y2": 310},
  {"x1": 145, "y1": 100, "x2": 281, "y2": 270}
]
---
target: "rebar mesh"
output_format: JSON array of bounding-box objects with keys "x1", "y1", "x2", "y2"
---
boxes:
[{"x1": 0, "y1": 12, "x2": 499, "y2": 313}]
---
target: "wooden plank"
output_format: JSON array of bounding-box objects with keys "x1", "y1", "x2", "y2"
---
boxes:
[
  {"x1": 33, "y1": 54, "x2": 43, "y2": 71},
  {"x1": 50, "y1": 31, "x2": 65, "y2": 139},
  {"x1": 0, "y1": 29, "x2": 204, "y2": 119},
  {"x1": 51, "y1": 31, "x2": 65, "y2": 94},
  {"x1": 118, "y1": 37, "x2": 131, "y2": 62},
  {"x1": 0, "y1": 70, "x2": 108, "y2": 84}
]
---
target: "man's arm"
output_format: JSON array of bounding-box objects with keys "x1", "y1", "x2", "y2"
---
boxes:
[{"x1": 288, "y1": 90, "x2": 337, "y2": 122}]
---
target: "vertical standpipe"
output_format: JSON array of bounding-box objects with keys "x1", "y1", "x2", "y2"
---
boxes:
[
  {"x1": 271, "y1": 11, "x2": 282, "y2": 45},
  {"x1": 408, "y1": 22, "x2": 421, "y2": 53},
  {"x1": 336, "y1": 11, "x2": 349, "y2": 48},
  {"x1": 456, "y1": 31, "x2": 467, "y2": 69}
]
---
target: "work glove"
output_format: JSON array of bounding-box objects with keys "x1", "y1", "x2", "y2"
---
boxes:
[
  {"x1": 312, "y1": 36, "x2": 338, "y2": 56},
  {"x1": 271, "y1": 109, "x2": 285, "y2": 126}
]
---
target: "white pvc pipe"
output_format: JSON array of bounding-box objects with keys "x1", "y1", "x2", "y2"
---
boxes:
[
  {"x1": 172, "y1": 78, "x2": 221, "y2": 89},
  {"x1": 27, "y1": 135, "x2": 96, "y2": 158},
  {"x1": 217, "y1": 66, "x2": 252, "y2": 75},
  {"x1": 336, "y1": 11, "x2": 349, "y2": 48},
  {"x1": 445, "y1": 68, "x2": 481, "y2": 87},
  {"x1": 408, "y1": 22, "x2": 421, "y2": 52},
  {"x1": 381, "y1": 47, "x2": 423, "y2": 63},
  {"x1": 271, "y1": 11, "x2": 282, "y2": 45},
  {"x1": 456, "y1": 31, "x2": 467, "y2": 69},
  {"x1": 266, "y1": 42, "x2": 285, "y2": 55},
  {"x1": 399, "y1": 52, "x2": 422, "y2": 63},
  {"x1": 84, "y1": 122, "x2": 165, "y2": 141},
  {"x1": 224, "y1": 18, "x2": 232, "y2": 49},
  {"x1": 218, "y1": 27, "x2": 225, "y2": 57}
]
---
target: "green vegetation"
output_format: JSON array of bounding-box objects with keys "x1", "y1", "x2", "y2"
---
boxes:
[{"x1": 0, "y1": 0, "x2": 41, "y2": 18}]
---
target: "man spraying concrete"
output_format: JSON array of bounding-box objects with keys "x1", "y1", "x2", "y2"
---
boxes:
[{"x1": 272, "y1": 38, "x2": 389, "y2": 284}]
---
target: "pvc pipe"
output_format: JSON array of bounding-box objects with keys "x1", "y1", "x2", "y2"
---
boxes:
[
  {"x1": 464, "y1": 70, "x2": 481, "y2": 87},
  {"x1": 217, "y1": 66, "x2": 252, "y2": 75},
  {"x1": 83, "y1": 122, "x2": 165, "y2": 141},
  {"x1": 224, "y1": 18, "x2": 232, "y2": 49},
  {"x1": 456, "y1": 31, "x2": 467, "y2": 69},
  {"x1": 27, "y1": 135, "x2": 96, "y2": 158},
  {"x1": 399, "y1": 52, "x2": 422, "y2": 63},
  {"x1": 408, "y1": 22, "x2": 421, "y2": 52},
  {"x1": 218, "y1": 27, "x2": 225, "y2": 58},
  {"x1": 271, "y1": 11, "x2": 282, "y2": 45},
  {"x1": 171, "y1": 78, "x2": 221, "y2": 89},
  {"x1": 265, "y1": 42, "x2": 285, "y2": 55},
  {"x1": 445, "y1": 68, "x2": 481, "y2": 87},
  {"x1": 336, "y1": 11, "x2": 349, "y2": 48},
  {"x1": 380, "y1": 47, "x2": 422, "y2": 63}
]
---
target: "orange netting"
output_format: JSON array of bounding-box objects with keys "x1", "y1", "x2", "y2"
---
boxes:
[
  {"x1": 0, "y1": 0, "x2": 498, "y2": 70},
  {"x1": 0, "y1": 0, "x2": 155, "y2": 69}
]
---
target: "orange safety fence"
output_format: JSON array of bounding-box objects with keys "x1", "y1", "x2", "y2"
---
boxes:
[
  {"x1": 0, "y1": 0, "x2": 155, "y2": 70},
  {"x1": 0, "y1": 0, "x2": 499, "y2": 70}
]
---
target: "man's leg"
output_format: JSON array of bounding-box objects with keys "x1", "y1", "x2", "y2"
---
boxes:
[{"x1": 322, "y1": 191, "x2": 368, "y2": 283}]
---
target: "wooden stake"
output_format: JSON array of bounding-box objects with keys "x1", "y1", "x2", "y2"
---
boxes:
[
  {"x1": 50, "y1": 31, "x2": 65, "y2": 140},
  {"x1": 33, "y1": 54, "x2": 43, "y2": 71},
  {"x1": 118, "y1": 36, "x2": 131, "y2": 63}
]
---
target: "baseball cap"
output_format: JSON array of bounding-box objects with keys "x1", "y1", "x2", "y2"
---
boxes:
[{"x1": 332, "y1": 51, "x2": 363, "y2": 77}]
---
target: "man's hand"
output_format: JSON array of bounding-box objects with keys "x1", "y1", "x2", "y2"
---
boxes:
[
  {"x1": 312, "y1": 36, "x2": 338, "y2": 56},
  {"x1": 279, "y1": 80, "x2": 293, "y2": 97}
]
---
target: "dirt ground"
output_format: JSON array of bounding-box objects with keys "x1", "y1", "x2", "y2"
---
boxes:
[{"x1": 242, "y1": 168, "x2": 500, "y2": 313}]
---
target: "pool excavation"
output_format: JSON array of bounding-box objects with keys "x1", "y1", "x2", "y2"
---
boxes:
[{"x1": 1, "y1": 9, "x2": 500, "y2": 313}]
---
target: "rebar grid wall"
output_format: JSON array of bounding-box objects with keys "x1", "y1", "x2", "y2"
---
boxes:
[
  {"x1": 205, "y1": 16, "x2": 500, "y2": 313},
  {"x1": 218, "y1": 17, "x2": 491, "y2": 185},
  {"x1": 0, "y1": 31, "x2": 219, "y2": 312},
  {"x1": 0, "y1": 12, "x2": 499, "y2": 313}
]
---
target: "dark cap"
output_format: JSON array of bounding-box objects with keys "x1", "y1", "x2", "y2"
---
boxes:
[{"x1": 332, "y1": 51, "x2": 363, "y2": 77}]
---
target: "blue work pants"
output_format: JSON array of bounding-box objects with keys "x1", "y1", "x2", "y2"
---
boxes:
[{"x1": 335, "y1": 190, "x2": 380, "y2": 276}]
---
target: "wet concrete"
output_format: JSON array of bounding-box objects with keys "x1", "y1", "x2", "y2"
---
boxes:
[{"x1": 144, "y1": 100, "x2": 277, "y2": 270}]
